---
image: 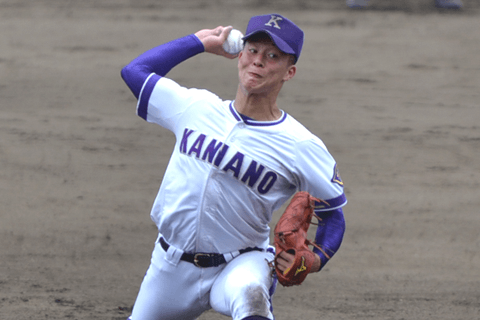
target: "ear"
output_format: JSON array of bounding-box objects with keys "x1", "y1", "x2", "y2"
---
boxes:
[
  {"x1": 283, "y1": 65, "x2": 296, "y2": 82},
  {"x1": 237, "y1": 50, "x2": 244, "y2": 68}
]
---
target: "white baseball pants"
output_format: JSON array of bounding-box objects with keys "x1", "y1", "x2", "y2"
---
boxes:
[{"x1": 128, "y1": 235, "x2": 277, "y2": 320}]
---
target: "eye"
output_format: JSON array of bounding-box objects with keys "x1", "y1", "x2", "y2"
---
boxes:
[{"x1": 268, "y1": 53, "x2": 277, "y2": 59}]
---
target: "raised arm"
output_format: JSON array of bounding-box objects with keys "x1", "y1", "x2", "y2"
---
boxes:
[{"x1": 121, "y1": 26, "x2": 237, "y2": 99}]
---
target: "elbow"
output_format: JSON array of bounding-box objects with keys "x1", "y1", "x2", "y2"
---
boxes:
[
  {"x1": 120, "y1": 64, "x2": 142, "y2": 99},
  {"x1": 121, "y1": 64, "x2": 133, "y2": 83}
]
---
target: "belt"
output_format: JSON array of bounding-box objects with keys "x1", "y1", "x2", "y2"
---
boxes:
[{"x1": 159, "y1": 237, "x2": 262, "y2": 268}]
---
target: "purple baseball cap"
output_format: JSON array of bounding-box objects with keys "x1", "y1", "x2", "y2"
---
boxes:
[{"x1": 242, "y1": 14, "x2": 304, "y2": 63}]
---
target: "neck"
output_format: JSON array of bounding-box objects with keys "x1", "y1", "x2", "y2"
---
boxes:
[{"x1": 234, "y1": 86, "x2": 282, "y2": 121}]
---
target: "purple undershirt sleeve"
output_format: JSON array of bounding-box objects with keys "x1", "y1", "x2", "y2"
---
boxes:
[
  {"x1": 121, "y1": 34, "x2": 205, "y2": 99},
  {"x1": 313, "y1": 207, "x2": 346, "y2": 270}
]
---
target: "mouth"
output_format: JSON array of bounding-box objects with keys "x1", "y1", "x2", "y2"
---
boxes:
[{"x1": 248, "y1": 71, "x2": 262, "y2": 78}]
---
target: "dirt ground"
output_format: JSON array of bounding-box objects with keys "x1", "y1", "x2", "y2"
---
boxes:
[{"x1": 1, "y1": 1, "x2": 479, "y2": 319}]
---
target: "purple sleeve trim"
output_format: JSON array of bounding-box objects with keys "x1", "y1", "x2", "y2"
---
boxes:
[
  {"x1": 313, "y1": 207, "x2": 346, "y2": 270},
  {"x1": 137, "y1": 74, "x2": 162, "y2": 121},
  {"x1": 314, "y1": 193, "x2": 347, "y2": 211},
  {"x1": 121, "y1": 34, "x2": 205, "y2": 99}
]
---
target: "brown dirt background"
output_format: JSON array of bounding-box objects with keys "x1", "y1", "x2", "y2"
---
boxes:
[{"x1": 1, "y1": 0, "x2": 479, "y2": 319}]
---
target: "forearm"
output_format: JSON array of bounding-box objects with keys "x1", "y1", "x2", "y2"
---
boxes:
[
  {"x1": 313, "y1": 207, "x2": 346, "y2": 271},
  {"x1": 121, "y1": 34, "x2": 205, "y2": 98}
]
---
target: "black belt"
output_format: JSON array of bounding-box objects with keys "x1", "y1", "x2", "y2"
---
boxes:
[{"x1": 159, "y1": 237, "x2": 262, "y2": 268}]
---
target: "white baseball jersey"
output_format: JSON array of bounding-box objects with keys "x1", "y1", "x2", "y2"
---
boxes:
[{"x1": 137, "y1": 74, "x2": 346, "y2": 254}]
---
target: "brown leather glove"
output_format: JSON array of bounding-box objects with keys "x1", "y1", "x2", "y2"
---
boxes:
[{"x1": 273, "y1": 191, "x2": 328, "y2": 286}]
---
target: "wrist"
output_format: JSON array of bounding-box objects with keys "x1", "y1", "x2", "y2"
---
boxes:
[{"x1": 311, "y1": 254, "x2": 321, "y2": 273}]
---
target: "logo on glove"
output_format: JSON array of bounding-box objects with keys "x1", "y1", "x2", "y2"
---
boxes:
[{"x1": 294, "y1": 256, "x2": 307, "y2": 276}]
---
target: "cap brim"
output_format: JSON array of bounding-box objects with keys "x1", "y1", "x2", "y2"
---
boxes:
[{"x1": 242, "y1": 30, "x2": 296, "y2": 57}]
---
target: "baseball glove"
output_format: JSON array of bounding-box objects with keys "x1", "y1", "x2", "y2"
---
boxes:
[{"x1": 273, "y1": 191, "x2": 330, "y2": 287}]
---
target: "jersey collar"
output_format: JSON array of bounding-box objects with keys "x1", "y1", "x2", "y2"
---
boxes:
[{"x1": 229, "y1": 101, "x2": 287, "y2": 127}]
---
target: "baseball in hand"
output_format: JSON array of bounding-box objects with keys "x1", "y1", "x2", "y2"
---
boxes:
[{"x1": 222, "y1": 29, "x2": 244, "y2": 55}]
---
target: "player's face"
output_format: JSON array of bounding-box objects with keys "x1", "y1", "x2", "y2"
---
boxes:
[{"x1": 237, "y1": 37, "x2": 296, "y2": 95}]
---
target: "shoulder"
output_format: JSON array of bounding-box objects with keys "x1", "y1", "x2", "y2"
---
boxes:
[
  {"x1": 281, "y1": 113, "x2": 327, "y2": 150},
  {"x1": 152, "y1": 77, "x2": 227, "y2": 109},
  {"x1": 142, "y1": 76, "x2": 229, "y2": 126},
  {"x1": 157, "y1": 77, "x2": 220, "y2": 99}
]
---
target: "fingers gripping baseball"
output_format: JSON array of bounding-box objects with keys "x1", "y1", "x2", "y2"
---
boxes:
[{"x1": 195, "y1": 26, "x2": 238, "y2": 59}]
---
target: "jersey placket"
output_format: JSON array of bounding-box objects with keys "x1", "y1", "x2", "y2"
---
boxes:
[{"x1": 194, "y1": 119, "x2": 248, "y2": 253}]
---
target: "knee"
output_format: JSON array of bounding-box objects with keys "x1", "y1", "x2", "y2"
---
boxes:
[
  {"x1": 241, "y1": 281, "x2": 269, "y2": 302},
  {"x1": 233, "y1": 282, "x2": 272, "y2": 319}
]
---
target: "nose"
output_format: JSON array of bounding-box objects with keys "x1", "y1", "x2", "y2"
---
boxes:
[{"x1": 253, "y1": 55, "x2": 264, "y2": 68}]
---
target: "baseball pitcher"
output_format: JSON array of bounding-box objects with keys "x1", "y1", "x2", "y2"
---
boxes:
[{"x1": 121, "y1": 13, "x2": 347, "y2": 320}]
